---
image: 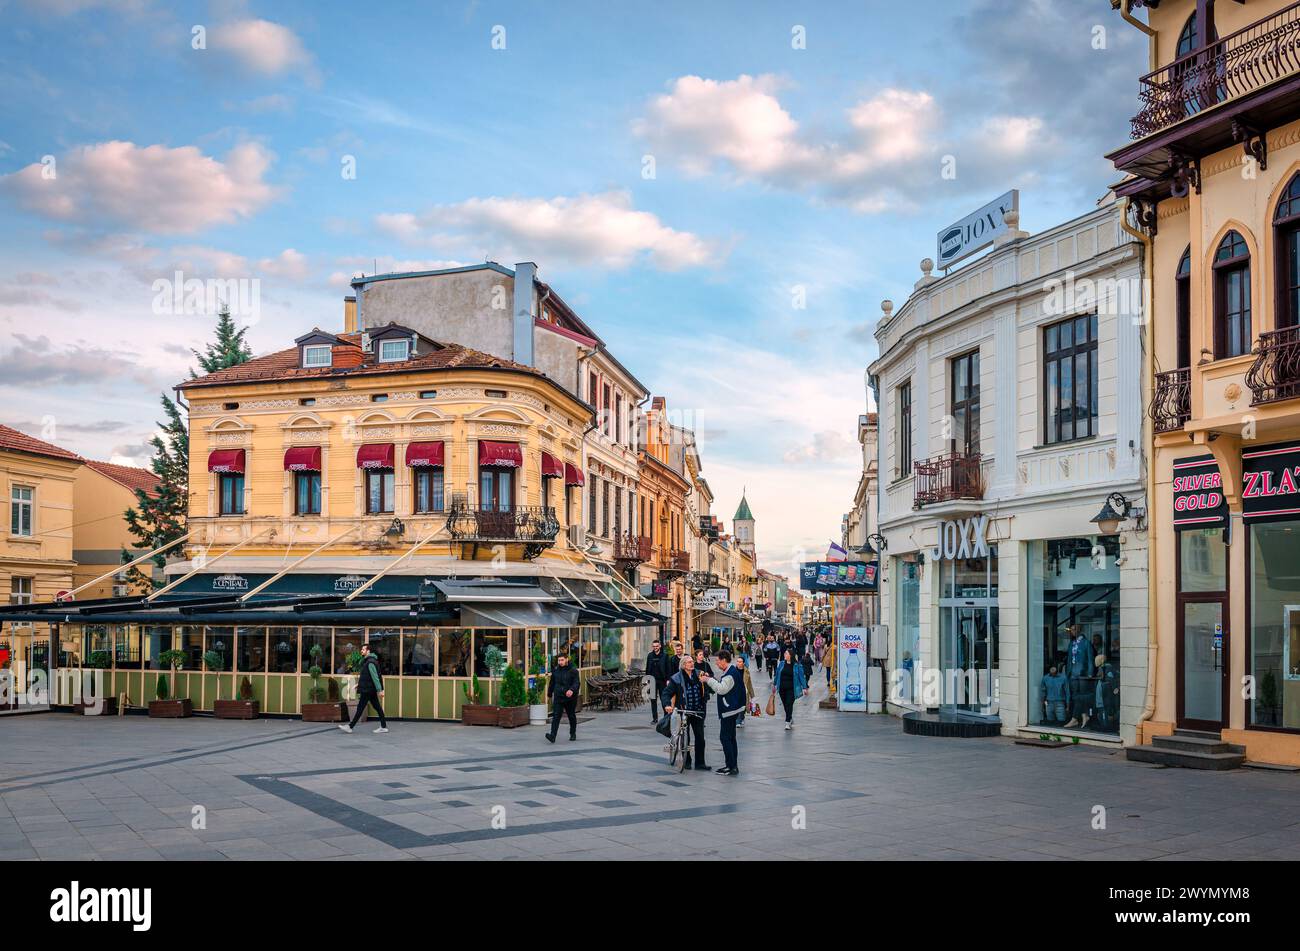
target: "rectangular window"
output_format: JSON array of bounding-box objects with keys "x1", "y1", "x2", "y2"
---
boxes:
[
  {"x1": 10, "y1": 485, "x2": 33, "y2": 536},
  {"x1": 294, "y1": 472, "x2": 321, "y2": 515},
  {"x1": 1248, "y1": 521, "x2": 1300, "y2": 730},
  {"x1": 219, "y1": 474, "x2": 244, "y2": 515},
  {"x1": 302, "y1": 344, "x2": 332, "y2": 368},
  {"x1": 950, "y1": 350, "x2": 980, "y2": 456},
  {"x1": 603, "y1": 384, "x2": 612, "y2": 435},
  {"x1": 588, "y1": 476, "x2": 597, "y2": 532},
  {"x1": 1044, "y1": 314, "x2": 1098, "y2": 444},
  {"x1": 378, "y1": 338, "x2": 410, "y2": 362},
  {"x1": 415, "y1": 469, "x2": 444, "y2": 513},
  {"x1": 10, "y1": 577, "x2": 32, "y2": 607},
  {"x1": 602, "y1": 481, "x2": 611, "y2": 537},
  {"x1": 614, "y1": 486, "x2": 623, "y2": 537},
  {"x1": 589, "y1": 372, "x2": 599, "y2": 405},
  {"x1": 366, "y1": 470, "x2": 394, "y2": 514},
  {"x1": 897, "y1": 382, "x2": 912, "y2": 477},
  {"x1": 478, "y1": 467, "x2": 513, "y2": 512}
]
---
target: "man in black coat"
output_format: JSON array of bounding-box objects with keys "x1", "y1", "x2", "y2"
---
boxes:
[
  {"x1": 545, "y1": 653, "x2": 581, "y2": 743},
  {"x1": 645, "y1": 638, "x2": 672, "y2": 724}
]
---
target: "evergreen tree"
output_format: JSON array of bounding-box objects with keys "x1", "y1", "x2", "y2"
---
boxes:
[
  {"x1": 122, "y1": 309, "x2": 253, "y2": 589},
  {"x1": 192, "y1": 305, "x2": 252, "y2": 376}
]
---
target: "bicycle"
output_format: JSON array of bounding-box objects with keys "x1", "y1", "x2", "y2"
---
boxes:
[{"x1": 665, "y1": 707, "x2": 703, "y2": 772}]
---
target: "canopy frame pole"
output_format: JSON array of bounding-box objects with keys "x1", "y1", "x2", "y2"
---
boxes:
[
  {"x1": 239, "y1": 525, "x2": 361, "y2": 601},
  {"x1": 343, "y1": 526, "x2": 443, "y2": 602},
  {"x1": 65, "y1": 531, "x2": 194, "y2": 599},
  {"x1": 573, "y1": 549, "x2": 658, "y2": 608},
  {"x1": 146, "y1": 527, "x2": 275, "y2": 602}
]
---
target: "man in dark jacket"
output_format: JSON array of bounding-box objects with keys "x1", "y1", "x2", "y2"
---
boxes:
[
  {"x1": 662, "y1": 656, "x2": 709, "y2": 770},
  {"x1": 699, "y1": 649, "x2": 744, "y2": 775},
  {"x1": 795, "y1": 630, "x2": 808, "y2": 660},
  {"x1": 339, "y1": 644, "x2": 388, "y2": 734},
  {"x1": 545, "y1": 653, "x2": 581, "y2": 743},
  {"x1": 694, "y1": 648, "x2": 714, "y2": 724},
  {"x1": 645, "y1": 639, "x2": 672, "y2": 724}
]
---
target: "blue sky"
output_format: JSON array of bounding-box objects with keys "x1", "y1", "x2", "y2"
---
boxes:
[{"x1": 0, "y1": 0, "x2": 1147, "y2": 571}]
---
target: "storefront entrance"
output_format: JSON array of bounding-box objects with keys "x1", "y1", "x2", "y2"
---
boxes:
[
  {"x1": 1176, "y1": 528, "x2": 1229, "y2": 731},
  {"x1": 938, "y1": 545, "x2": 998, "y2": 715}
]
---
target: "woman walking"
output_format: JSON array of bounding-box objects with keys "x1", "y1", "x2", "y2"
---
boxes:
[{"x1": 772, "y1": 647, "x2": 807, "y2": 730}]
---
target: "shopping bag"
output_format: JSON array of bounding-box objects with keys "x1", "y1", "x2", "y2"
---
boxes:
[
  {"x1": 749, "y1": 699, "x2": 761, "y2": 717},
  {"x1": 655, "y1": 712, "x2": 673, "y2": 738},
  {"x1": 765, "y1": 691, "x2": 776, "y2": 717}
]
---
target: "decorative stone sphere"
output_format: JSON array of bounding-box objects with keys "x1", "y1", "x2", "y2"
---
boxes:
[
  {"x1": 920, "y1": 258, "x2": 934, "y2": 277},
  {"x1": 1003, "y1": 209, "x2": 1020, "y2": 229},
  {"x1": 881, "y1": 300, "x2": 894, "y2": 318}
]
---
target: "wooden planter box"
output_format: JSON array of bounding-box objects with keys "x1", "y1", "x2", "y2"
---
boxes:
[
  {"x1": 74, "y1": 697, "x2": 118, "y2": 716},
  {"x1": 497, "y1": 705, "x2": 530, "y2": 728},
  {"x1": 148, "y1": 699, "x2": 193, "y2": 718},
  {"x1": 818, "y1": 698, "x2": 838, "y2": 710},
  {"x1": 214, "y1": 699, "x2": 260, "y2": 720},
  {"x1": 461, "y1": 703, "x2": 499, "y2": 726},
  {"x1": 301, "y1": 701, "x2": 348, "y2": 723}
]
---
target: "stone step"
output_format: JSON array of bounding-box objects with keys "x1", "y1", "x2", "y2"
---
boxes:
[
  {"x1": 1153, "y1": 733, "x2": 1238, "y2": 755},
  {"x1": 1126, "y1": 744, "x2": 1244, "y2": 770}
]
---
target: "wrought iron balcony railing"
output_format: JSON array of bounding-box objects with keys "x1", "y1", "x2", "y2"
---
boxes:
[
  {"x1": 1246, "y1": 325, "x2": 1300, "y2": 406},
  {"x1": 913, "y1": 451, "x2": 983, "y2": 509},
  {"x1": 1150, "y1": 367, "x2": 1192, "y2": 434},
  {"x1": 1131, "y1": 2, "x2": 1300, "y2": 138},
  {"x1": 445, "y1": 496, "x2": 558, "y2": 558},
  {"x1": 660, "y1": 549, "x2": 690, "y2": 574},
  {"x1": 613, "y1": 533, "x2": 652, "y2": 565}
]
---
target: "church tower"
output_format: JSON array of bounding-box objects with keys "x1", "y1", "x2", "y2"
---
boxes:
[{"x1": 733, "y1": 494, "x2": 755, "y2": 560}]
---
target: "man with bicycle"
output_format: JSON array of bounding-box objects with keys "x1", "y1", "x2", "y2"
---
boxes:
[{"x1": 662, "y1": 655, "x2": 710, "y2": 770}]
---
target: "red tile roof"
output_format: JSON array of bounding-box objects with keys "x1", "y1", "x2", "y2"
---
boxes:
[
  {"x1": 178, "y1": 331, "x2": 542, "y2": 389},
  {"x1": 84, "y1": 460, "x2": 161, "y2": 496},
  {"x1": 0, "y1": 424, "x2": 83, "y2": 463}
]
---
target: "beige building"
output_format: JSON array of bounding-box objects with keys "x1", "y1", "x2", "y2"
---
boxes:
[{"x1": 71, "y1": 461, "x2": 161, "y2": 600}]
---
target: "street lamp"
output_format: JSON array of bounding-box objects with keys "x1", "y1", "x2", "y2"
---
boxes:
[{"x1": 1090, "y1": 492, "x2": 1144, "y2": 535}]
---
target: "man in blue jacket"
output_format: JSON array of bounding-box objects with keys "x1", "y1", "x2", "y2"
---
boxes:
[{"x1": 699, "y1": 648, "x2": 745, "y2": 775}]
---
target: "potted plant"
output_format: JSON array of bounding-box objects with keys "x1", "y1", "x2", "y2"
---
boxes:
[
  {"x1": 460, "y1": 673, "x2": 497, "y2": 726},
  {"x1": 74, "y1": 650, "x2": 117, "y2": 715},
  {"x1": 301, "y1": 643, "x2": 348, "y2": 722},
  {"x1": 215, "y1": 674, "x2": 260, "y2": 719},
  {"x1": 498, "y1": 666, "x2": 530, "y2": 727},
  {"x1": 149, "y1": 648, "x2": 193, "y2": 717},
  {"x1": 527, "y1": 641, "x2": 548, "y2": 725}
]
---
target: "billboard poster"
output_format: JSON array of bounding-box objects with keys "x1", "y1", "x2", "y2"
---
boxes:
[{"x1": 837, "y1": 624, "x2": 868, "y2": 712}]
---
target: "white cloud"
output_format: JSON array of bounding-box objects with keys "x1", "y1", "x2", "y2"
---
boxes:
[
  {"x1": 212, "y1": 18, "x2": 315, "y2": 80},
  {"x1": 1, "y1": 141, "x2": 279, "y2": 235},
  {"x1": 635, "y1": 73, "x2": 1045, "y2": 213},
  {"x1": 258, "y1": 248, "x2": 310, "y2": 282},
  {"x1": 377, "y1": 191, "x2": 720, "y2": 271}
]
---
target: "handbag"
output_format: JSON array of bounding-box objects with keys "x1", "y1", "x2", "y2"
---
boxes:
[
  {"x1": 655, "y1": 712, "x2": 673, "y2": 738},
  {"x1": 765, "y1": 691, "x2": 776, "y2": 717},
  {"x1": 749, "y1": 699, "x2": 761, "y2": 717}
]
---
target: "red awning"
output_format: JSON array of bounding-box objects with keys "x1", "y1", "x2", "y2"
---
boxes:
[
  {"x1": 283, "y1": 446, "x2": 321, "y2": 472},
  {"x1": 478, "y1": 440, "x2": 522, "y2": 468},
  {"x1": 406, "y1": 441, "x2": 445, "y2": 468},
  {"x1": 207, "y1": 448, "x2": 245, "y2": 473},
  {"x1": 564, "y1": 462, "x2": 585, "y2": 486},
  {"x1": 541, "y1": 451, "x2": 564, "y2": 479},
  {"x1": 356, "y1": 443, "x2": 395, "y2": 469}
]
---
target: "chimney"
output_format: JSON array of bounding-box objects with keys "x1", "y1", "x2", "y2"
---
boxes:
[
  {"x1": 513, "y1": 262, "x2": 536, "y2": 366},
  {"x1": 343, "y1": 296, "x2": 357, "y2": 333}
]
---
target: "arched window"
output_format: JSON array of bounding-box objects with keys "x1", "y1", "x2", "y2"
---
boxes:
[
  {"x1": 1176, "y1": 246, "x2": 1191, "y2": 368},
  {"x1": 1275, "y1": 173, "x2": 1300, "y2": 328},
  {"x1": 1213, "y1": 231, "x2": 1252, "y2": 359},
  {"x1": 1176, "y1": 12, "x2": 1200, "y2": 56}
]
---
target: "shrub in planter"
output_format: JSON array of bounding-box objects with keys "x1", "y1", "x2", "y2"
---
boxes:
[
  {"x1": 461, "y1": 674, "x2": 497, "y2": 726},
  {"x1": 149, "y1": 648, "x2": 193, "y2": 718},
  {"x1": 497, "y1": 666, "x2": 529, "y2": 728},
  {"x1": 527, "y1": 642, "x2": 549, "y2": 726},
  {"x1": 301, "y1": 643, "x2": 346, "y2": 722},
  {"x1": 215, "y1": 674, "x2": 260, "y2": 720}
]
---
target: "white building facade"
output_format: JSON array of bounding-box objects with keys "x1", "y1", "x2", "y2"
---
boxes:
[{"x1": 870, "y1": 201, "x2": 1151, "y2": 746}]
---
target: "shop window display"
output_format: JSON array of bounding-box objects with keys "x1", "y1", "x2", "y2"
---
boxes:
[
  {"x1": 1027, "y1": 536, "x2": 1120, "y2": 734},
  {"x1": 1250, "y1": 522, "x2": 1300, "y2": 731}
]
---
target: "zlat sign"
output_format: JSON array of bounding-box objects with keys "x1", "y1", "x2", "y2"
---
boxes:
[{"x1": 930, "y1": 515, "x2": 990, "y2": 562}]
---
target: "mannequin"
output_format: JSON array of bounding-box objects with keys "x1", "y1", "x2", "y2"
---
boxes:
[{"x1": 1063, "y1": 626, "x2": 1094, "y2": 729}]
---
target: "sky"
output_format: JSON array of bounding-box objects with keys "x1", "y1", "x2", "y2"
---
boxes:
[{"x1": 0, "y1": 0, "x2": 1147, "y2": 576}]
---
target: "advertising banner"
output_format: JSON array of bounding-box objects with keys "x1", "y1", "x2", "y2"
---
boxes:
[
  {"x1": 1171, "y1": 454, "x2": 1228, "y2": 530},
  {"x1": 799, "y1": 561, "x2": 878, "y2": 593},
  {"x1": 1242, "y1": 441, "x2": 1300, "y2": 523},
  {"x1": 837, "y1": 624, "x2": 867, "y2": 712}
]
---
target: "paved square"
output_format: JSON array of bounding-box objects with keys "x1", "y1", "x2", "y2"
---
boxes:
[{"x1": 2, "y1": 676, "x2": 1299, "y2": 861}]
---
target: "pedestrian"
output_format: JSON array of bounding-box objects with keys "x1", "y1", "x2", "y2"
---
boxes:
[
  {"x1": 795, "y1": 629, "x2": 808, "y2": 660},
  {"x1": 698, "y1": 649, "x2": 744, "y2": 776},
  {"x1": 763, "y1": 634, "x2": 780, "y2": 678},
  {"x1": 662, "y1": 655, "x2": 709, "y2": 770},
  {"x1": 694, "y1": 648, "x2": 714, "y2": 727},
  {"x1": 733, "y1": 653, "x2": 756, "y2": 728},
  {"x1": 772, "y1": 647, "x2": 808, "y2": 730},
  {"x1": 338, "y1": 643, "x2": 388, "y2": 734},
  {"x1": 545, "y1": 652, "x2": 581, "y2": 743},
  {"x1": 823, "y1": 640, "x2": 835, "y2": 687},
  {"x1": 645, "y1": 638, "x2": 672, "y2": 725}
]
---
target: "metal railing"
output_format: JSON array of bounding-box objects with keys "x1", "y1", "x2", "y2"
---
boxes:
[
  {"x1": 1150, "y1": 367, "x2": 1192, "y2": 433},
  {"x1": 445, "y1": 496, "x2": 559, "y2": 547},
  {"x1": 913, "y1": 452, "x2": 983, "y2": 508},
  {"x1": 613, "y1": 533, "x2": 652, "y2": 564},
  {"x1": 1246, "y1": 325, "x2": 1300, "y2": 405},
  {"x1": 1131, "y1": 2, "x2": 1300, "y2": 138}
]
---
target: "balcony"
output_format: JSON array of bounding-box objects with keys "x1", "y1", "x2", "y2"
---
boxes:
[
  {"x1": 613, "y1": 532, "x2": 652, "y2": 566},
  {"x1": 1151, "y1": 367, "x2": 1192, "y2": 434},
  {"x1": 913, "y1": 451, "x2": 983, "y2": 508},
  {"x1": 1246, "y1": 325, "x2": 1300, "y2": 405},
  {"x1": 445, "y1": 496, "x2": 559, "y2": 560},
  {"x1": 659, "y1": 549, "x2": 690, "y2": 576},
  {"x1": 1133, "y1": 4, "x2": 1300, "y2": 137}
]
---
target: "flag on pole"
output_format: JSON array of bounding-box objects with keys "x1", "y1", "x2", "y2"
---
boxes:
[{"x1": 826, "y1": 540, "x2": 848, "y2": 562}]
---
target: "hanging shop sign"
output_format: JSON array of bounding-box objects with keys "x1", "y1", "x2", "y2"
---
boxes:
[
  {"x1": 1172, "y1": 454, "x2": 1228, "y2": 529},
  {"x1": 692, "y1": 587, "x2": 729, "y2": 611},
  {"x1": 1242, "y1": 441, "x2": 1300, "y2": 523},
  {"x1": 929, "y1": 515, "x2": 990, "y2": 561},
  {"x1": 799, "y1": 561, "x2": 878, "y2": 593},
  {"x1": 936, "y1": 190, "x2": 1018, "y2": 269}
]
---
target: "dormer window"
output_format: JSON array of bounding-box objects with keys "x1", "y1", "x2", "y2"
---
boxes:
[
  {"x1": 302, "y1": 344, "x2": 332, "y2": 368},
  {"x1": 378, "y1": 338, "x2": 411, "y2": 363}
]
